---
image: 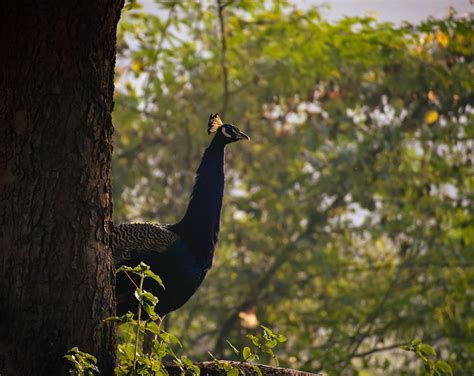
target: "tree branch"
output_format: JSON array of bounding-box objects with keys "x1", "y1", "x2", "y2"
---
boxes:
[
  {"x1": 212, "y1": 194, "x2": 346, "y2": 355},
  {"x1": 115, "y1": 137, "x2": 164, "y2": 160},
  {"x1": 212, "y1": 142, "x2": 386, "y2": 357},
  {"x1": 143, "y1": 6, "x2": 177, "y2": 112},
  {"x1": 217, "y1": 0, "x2": 230, "y2": 117},
  {"x1": 351, "y1": 334, "x2": 445, "y2": 359},
  {"x1": 164, "y1": 361, "x2": 319, "y2": 376},
  {"x1": 336, "y1": 254, "x2": 418, "y2": 373}
]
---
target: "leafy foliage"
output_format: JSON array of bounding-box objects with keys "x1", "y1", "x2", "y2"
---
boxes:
[
  {"x1": 109, "y1": 262, "x2": 197, "y2": 375},
  {"x1": 64, "y1": 347, "x2": 99, "y2": 376},
  {"x1": 66, "y1": 262, "x2": 288, "y2": 376},
  {"x1": 401, "y1": 339, "x2": 453, "y2": 376},
  {"x1": 113, "y1": 1, "x2": 473, "y2": 374},
  {"x1": 208, "y1": 325, "x2": 287, "y2": 376},
  {"x1": 243, "y1": 325, "x2": 287, "y2": 366}
]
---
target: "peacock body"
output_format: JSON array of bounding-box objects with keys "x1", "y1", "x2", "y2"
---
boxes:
[{"x1": 113, "y1": 114, "x2": 249, "y2": 317}]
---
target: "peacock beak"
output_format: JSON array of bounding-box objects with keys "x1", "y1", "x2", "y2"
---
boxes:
[{"x1": 236, "y1": 130, "x2": 250, "y2": 140}]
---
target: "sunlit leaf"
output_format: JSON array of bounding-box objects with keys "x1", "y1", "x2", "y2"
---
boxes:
[
  {"x1": 436, "y1": 31, "x2": 449, "y2": 47},
  {"x1": 424, "y1": 110, "x2": 439, "y2": 124}
]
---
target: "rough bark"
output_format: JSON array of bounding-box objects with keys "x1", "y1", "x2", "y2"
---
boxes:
[{"x1": 0, "y1": 1, "x2": 123, "y2": 375}]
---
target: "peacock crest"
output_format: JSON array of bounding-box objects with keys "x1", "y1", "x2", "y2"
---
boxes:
[{"x1": 207, "y1": 113, "x2": 223, "y2": 134}]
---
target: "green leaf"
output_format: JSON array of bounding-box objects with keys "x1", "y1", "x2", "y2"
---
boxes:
[
  {"x1": 137, "y1": 262, "x2": 151, "y2": 272},
  {"x1": 411, "y1": 339, "x2": 422, "y2": 346},
  {"x1": 140, "y1": 290, "x2": 158, "y2": 306},
  {"x1": 264, "y1": 348, "x2": 275, "y2": 358},
  {"x1": 419, "y1": 344, "x2": 437, "y2": 357},
  {"x1": 276, "y1": 334, "x2": 287, "y2": 343},
  {"x1": 115, "y1": 265, "x2": 135, "y2": 274},
  {"x1": 64, "y1": 347, "x2": 100, "y2": 375},
  {"x1": 252, "y1": 365, "x2": 263, "y2": 376},
  {"x1": 119, "y1": 342, "x2": 135, "y2": 361},
  {"x1": 226, "y1": 367, "x2": 239, "y2": 376},
  {"x1": 222, "y1": 361, "x2": 234, "y2": 372},
  {"x1": 137, "y1": 290, "x2": 159, "y2": 319},
  {"x1": 188, "y1": 364, "x2": 201, "y2": 375},
  {"x1": 145, "y1": 321, "x2": 161, "y2": 334},
  {"x1": 246, "y1": 334, "x2": 261, "y2": 347},
  {"x1": 145, "y1": 269, "x2": 165, "y2": 289},
  {"x1": 81, "y1": 352, "x2": 97, "y2": 363},
  {"x1": 265, "y1": 339, "x2": 278, "y2": 348},
  {"x1": 104, "y1": 312, "x2": 135, "y2": 323},
  {"x1": 158, "y1": 330, "x2": 182, "y2": 347},
  {"x1": 114, "y1": 365, "x2": 128, "y2": 376},
  {"x1": 119, "y1": 262, "x2": 151, "y2": 276},
  {"x1": 173, "y1": 358, "x2": 185, "y2": 372},
  {"x1": 181, "y1": 355, "x2": 194, "y2": 366},
  {"x1": 434, "y1": 360, "x2": 453, "y2": 376},
  {"x1": 243, "y1": 346, "x2": 254, "y2": 361},
  {"x1": 63, "y1": 354, "x2": 78, "y2": 365},
  {"x1": 260, "y1": 325, "x2": 274, "y2": 336}
]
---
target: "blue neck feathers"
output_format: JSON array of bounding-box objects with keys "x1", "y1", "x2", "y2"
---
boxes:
[{"x1": 174, "y1": 140, "x2": 225, "y2": 263}]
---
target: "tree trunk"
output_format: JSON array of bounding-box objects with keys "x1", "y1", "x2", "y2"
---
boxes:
[{"x1": 0, "y1": 1, "x2": 123, "y2": 374}]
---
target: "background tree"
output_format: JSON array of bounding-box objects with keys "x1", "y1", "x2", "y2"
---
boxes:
[
  {"x1": 0, "y1": 1, "x2": 123, "y2": 374},
  {"x1": 112, "y1": 1, "x2": 473, "y2": 374}
]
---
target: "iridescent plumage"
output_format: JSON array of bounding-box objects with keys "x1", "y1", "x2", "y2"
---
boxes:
[
  {"x1": 112, "y1": 223, "x2": 179, "y2": 263},
  {"x1": 113, "y1": 114, "x2": 249, "y2": 317}
]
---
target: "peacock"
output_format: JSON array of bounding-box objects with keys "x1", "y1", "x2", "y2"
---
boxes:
[{"x1": 113, "y1": 113, "x2": 249, "y2": 317}]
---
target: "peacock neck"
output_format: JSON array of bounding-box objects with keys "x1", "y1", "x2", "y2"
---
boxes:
[{"x1": 175, "y1": 141, "x2": 225, "y2": 263}]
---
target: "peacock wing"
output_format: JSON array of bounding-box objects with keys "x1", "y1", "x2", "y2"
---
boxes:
[{"x1": 112, "y1": 223, "x2": 179, "y2": 265}]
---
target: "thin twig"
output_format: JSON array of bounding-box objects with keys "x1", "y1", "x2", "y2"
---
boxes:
[
  {"x1": 132, "y1": 274, "x2": 145, "y2": 375},
  {"x1": 351, "y1": 341, "x2": 411, "y2": 358},
  {"x1": 143, "y1": 6, "x2": 176, "y2": 112},
  {"x1": 115, "y1": 137, "x2": 164, "y2": 160},
  {"x1": 337, "y1": 255, "x2": 417, "y2": 373},
  {"x1": 212, "y1": 194, "x2": 346, "y2": 354},
  {"x1": 217, "y1": 0, "x2": 230, "y2": 117},
  {"x1": 212, "y1": 143, "x2": 386, "y2": 355}
]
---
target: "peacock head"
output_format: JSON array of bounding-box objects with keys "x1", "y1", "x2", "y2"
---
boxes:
[{"x1": 208, "y1": 113, "x2": 250, "y2": 145}]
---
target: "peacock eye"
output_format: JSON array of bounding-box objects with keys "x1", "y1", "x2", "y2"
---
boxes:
[{"x1": 221, "y1": 126, "x2": 233, "y2": 138}]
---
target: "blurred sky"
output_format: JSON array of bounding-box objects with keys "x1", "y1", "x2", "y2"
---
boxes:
[
  {"x1": 141, "y1": 0, "x2": 472, "y2": 23},
  {"x1": 314, "y1": 0, "x2": 472, "y2": 23}
]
